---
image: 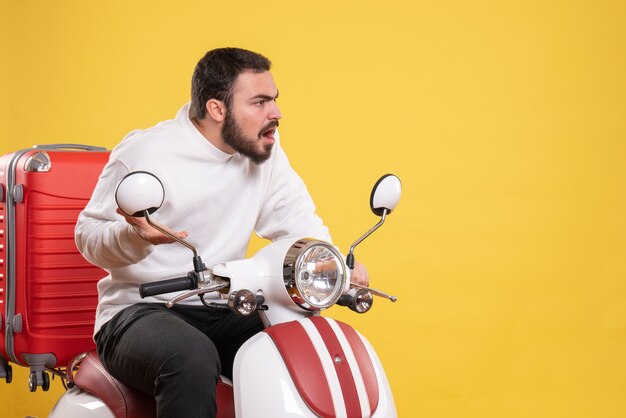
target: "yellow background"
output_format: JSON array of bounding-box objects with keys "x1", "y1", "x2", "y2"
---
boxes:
[{"x1": 1, "y1": 0, "x2": 625, "y2": 417}]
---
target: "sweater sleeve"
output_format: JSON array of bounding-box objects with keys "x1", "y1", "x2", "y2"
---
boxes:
[
  {"x1": 254, "y1": 144, "x2": 332, "y2": 243},
  {"x1": 74, "y1": 155, "x2": 154, "y2": 270}
]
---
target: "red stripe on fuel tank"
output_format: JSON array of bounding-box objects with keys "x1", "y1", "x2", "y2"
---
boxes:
[
  {"x1": 309, "y1": 316, "x2": 363, "y2": 418},
  {"x1": 337, "y1": 321, "x2": 380, "y2": 414},
  {"x1": 264, "y1": 321, "x2": 335, "y2": 418}
]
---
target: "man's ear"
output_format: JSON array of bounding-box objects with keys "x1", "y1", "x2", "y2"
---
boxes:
[{"x1": 206, "y1": 99, "x2": 226, "y2": 122}]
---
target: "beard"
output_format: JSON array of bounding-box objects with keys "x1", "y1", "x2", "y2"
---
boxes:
[{"x1": 222, "y1": 111, "x2": 277, "y2": 165}]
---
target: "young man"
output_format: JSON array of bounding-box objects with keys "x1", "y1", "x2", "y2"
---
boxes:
[{"x1": 75, "y1": 47, "x2": 368, "y2": 417}]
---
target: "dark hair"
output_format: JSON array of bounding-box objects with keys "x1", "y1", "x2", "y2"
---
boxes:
[{"x1": 190, "y1": 48, "x2": 272, "y2": 119}]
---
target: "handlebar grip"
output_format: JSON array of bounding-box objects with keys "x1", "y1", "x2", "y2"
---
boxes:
[{"x1": 139, "y1": 275, "x2": 196, "y2": 298}]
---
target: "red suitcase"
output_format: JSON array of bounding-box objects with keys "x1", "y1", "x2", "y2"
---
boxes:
[{"x1": 0, "y1": 144, "x2": 109, "y2": 391}]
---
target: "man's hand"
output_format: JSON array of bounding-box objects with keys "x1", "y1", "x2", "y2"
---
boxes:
[
  {"x1": 117, "y1": 208, "x2": 188, "y2": 245},
  {"x1": 350, "y1": 260, "x2": 370, "y2": 287}
]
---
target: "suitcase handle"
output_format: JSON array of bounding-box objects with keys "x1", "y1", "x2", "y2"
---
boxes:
[{"x1": 33, "y1": 143, "x2": 107, "y2": 151}]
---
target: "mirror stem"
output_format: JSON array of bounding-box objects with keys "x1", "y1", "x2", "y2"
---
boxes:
[
  {"x1": 346, "y1": 209, "x2": 388, "y2": 269},
  {"x1": 144, "y1": 210, "x2": 206, "y2": 273},
  {"x1": 143, "y1": 210, "x2": 199, "y2": 258}
]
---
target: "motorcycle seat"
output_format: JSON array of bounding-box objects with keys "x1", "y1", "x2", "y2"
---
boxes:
[{"x1": 73, "y1": 349, "x2": 234, "y2": 418}]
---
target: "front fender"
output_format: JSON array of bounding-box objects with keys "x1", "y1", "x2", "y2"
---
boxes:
[{"x1": 233, "y1": 317, "x2": 397, "y2": 418}]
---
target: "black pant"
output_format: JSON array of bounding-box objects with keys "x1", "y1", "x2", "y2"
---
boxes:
[{"x1": 95, "y1": 303, "x2": 264, "y2": 418}]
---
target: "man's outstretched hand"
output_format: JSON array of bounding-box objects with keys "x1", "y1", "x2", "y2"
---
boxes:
[{"x1": 117, "y1": 208, "x2": 188, "y2": 245}]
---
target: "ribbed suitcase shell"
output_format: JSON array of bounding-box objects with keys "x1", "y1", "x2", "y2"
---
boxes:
[{"x1": 0, "y1": 145, "x2": 109, "y2": 382}]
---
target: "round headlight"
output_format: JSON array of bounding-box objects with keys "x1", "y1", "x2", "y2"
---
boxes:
[{"x1": 283, "y1": 239, "x2": 347, "y2": 310}]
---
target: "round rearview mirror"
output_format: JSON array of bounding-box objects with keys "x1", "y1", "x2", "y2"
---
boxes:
[
  {"x1": 370, "y1": 174, "x2": 402, "y2": 216},
  {"x1": 115, "y1": 171, "x2": 165, "y2": 217}
]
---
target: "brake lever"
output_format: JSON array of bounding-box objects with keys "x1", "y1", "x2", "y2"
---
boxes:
[
  {"x1": 166, "y1": 278, "x2": 229, "y2": 308},
  {"x1": 350, "y1": 282, "x2": 398, "y2": 302}
]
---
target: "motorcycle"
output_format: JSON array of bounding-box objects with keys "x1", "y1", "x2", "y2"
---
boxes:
[{"x1": 48, "y1": 171, "x2": 402, "y2": 418}]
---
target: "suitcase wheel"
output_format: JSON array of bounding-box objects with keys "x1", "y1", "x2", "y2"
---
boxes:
[
  {"x1": 42, "y1": 371, "x2": 50, "y2": 391},
  {"x1": 28, "y1": 371, "x2": 36, "y2": 392},
  {"x1": 28, "y1": 370, "x2": 50, "y2": 392},
  {"x1": 4, "y1": 364, "x2": 11, "y2": 384}
]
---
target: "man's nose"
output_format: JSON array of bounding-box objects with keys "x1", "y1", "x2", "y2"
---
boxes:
[{"x1": 269, "y1": 101, "x2": 282, "y2": 120}]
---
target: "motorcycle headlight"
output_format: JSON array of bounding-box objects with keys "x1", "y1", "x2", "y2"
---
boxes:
[{"x1": 283, "y1": 239, "x2": 347, "y2": 311}]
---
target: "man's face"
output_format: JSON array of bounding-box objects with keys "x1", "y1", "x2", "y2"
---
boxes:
[{"x1": 221, "y1": 70, "x2": 282, "y2": 164}]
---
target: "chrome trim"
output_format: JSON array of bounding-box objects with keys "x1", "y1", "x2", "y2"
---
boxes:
[
  {"x1": 227, "y1": 289, "x2": 257, "y2": 315},
  {"x1": 352, "y1": 288, "x2": 374, "y2": 313},
  {"x1": 65, "y1": 352, "x2": 88, "y2": 387},
  {"x1": 283, "y1": 238, "x2": 347, "y2": 311},
  {"x1": 144, "y1": 210, "x2": 198, "y2": 257},
  {"x1": 347, "y1": 208, "x2": 387, "y2": 268}
]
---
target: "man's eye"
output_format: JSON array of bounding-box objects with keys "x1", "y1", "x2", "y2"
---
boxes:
[{"x1": 256, "y1": 100, "x2": 266, "y2": 106}]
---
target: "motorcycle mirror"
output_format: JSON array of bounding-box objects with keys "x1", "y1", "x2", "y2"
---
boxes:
[
  {"x1": 115, "y1": 171, "x2": 165, "y2": 217},
  {"x1": 370, "y1": 174, "x2": 402, "y2": 216},
  {"x1": 115, "y1": 170, "x2": 204, "y2": 268},
  {"x1": 346, "y1": 174, "x2": 402, "y2": 270}
]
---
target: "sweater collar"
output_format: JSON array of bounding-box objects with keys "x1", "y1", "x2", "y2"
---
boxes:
[{"x1": 177, "y1": 102, "x2": 234, "y2": 163}]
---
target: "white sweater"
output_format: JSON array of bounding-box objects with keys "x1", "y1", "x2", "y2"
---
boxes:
[{"x1": 75, "y1": 103, "x2": 330, "y2": 334}]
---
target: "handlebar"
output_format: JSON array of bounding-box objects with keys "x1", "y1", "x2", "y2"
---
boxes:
[{"x1": 139, "y1": 274, "x2": 197, "y2": 298}]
